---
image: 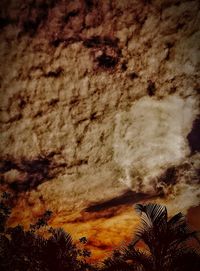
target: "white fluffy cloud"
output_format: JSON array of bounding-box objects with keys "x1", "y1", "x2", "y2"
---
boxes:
[{"x1": 114, "y1": 95, "x2": 198, "y2": 193}]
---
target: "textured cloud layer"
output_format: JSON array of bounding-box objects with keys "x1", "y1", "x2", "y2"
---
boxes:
[
  {"x1": 114, "y1": 95, "x2": 198, "y2": 192},
  {"x1": 0, "y1": 0, "x2": 200, "y2": 262}
]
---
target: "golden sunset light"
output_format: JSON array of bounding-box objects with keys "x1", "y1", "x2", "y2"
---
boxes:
[{"x1": 0, "y1": 0, "x2": 200, "y2": 270}]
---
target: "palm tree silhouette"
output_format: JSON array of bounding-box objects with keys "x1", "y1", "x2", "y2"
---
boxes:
[
  {"x1": 1, "y1": 190, "x2": 200, "y2": 271},
  {"x1": 101, "y1": 203, "x2": 200, "y2": 271}
]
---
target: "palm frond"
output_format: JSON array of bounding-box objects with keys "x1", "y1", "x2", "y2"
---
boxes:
[
  {"x1": 167, "y1": 212, "x2": 184, "y2": 225},
  {"x1": 135, "y1": 203, "x2": 167, "y2": 225},
  {"x1": 102, "y1": 257, "x2": 132, "y2": 271},
  {"x1": 49, "y1": 228, "x2": 73, "y2": 249},
  {"x1": 169, "y1": 246, "x2": 200, "y2": 271},
  {"x1": 134, "y1": 203, "x2": 168, "y2": 244},
  {"x1": 167, "y1": 212, "x2": 186, "y2": 234},
  {"x1": 121, "y1": 247, "x2": 154, "y2": 271}
]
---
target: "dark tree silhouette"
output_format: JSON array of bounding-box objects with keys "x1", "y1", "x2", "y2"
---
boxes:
[
  {"x1": 0, "y1": 192, "x2": 94, "y2": 271},
  {"x1": 1, "y1": 190, "x2": 200, "y2": 271},
  {"x1": 101, "y1": 203, "x2": 200, "y2": 271}
]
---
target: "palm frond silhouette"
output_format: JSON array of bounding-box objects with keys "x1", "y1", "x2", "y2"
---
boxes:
[
  {"x1": 101, "y1": 203, "x2": 200, "y2": 271},
  {"x1": 1, "y1": 192, "x2": 200, "y2": 271}
]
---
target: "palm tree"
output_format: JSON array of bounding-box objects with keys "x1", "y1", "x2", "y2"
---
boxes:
[
  {"x1": 133, "y1": 203, "x2": 200, "y2": 270},
  {"x1": 101, "y1": 203, "x2": 200, "y2": 271}
]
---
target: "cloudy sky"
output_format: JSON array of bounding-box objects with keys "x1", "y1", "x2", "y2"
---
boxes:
[{"x1": 0, "y1": 0, "x2": 200, "y2": 261}]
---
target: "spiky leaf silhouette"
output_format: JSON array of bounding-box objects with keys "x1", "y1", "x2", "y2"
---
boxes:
[
  {"x1": 101, "y1": 203, "x2": 200, "y2": 271},
  {"x1": 131, "y1": 203, "x2": 200, "y2": 271},
  {"x1": 0, "y1": 193, "x2": 93, "y2": 271}
]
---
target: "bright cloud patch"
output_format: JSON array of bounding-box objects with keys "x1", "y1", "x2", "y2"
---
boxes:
[{"x1": 114, "y1": 95, "x2": 198, "y2": 193}]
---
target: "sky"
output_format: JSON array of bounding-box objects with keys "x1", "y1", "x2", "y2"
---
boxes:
[{"x1": 0, "y1": 0, "x2": 200, "y2": 262}]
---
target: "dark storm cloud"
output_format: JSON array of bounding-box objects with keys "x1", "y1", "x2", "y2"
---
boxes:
[
  {"x1": 0, "y1": 157, "x2": 52, "y2": 192},
  {"x1": 85, "y1": 190, "x2": 152, "y2": 212},
  {"x1": 159, "y1": 167, "x2": 177, "y2": 186},
  {"x1": 187, "y1": 116, "x2": 200, "y2": 154}
]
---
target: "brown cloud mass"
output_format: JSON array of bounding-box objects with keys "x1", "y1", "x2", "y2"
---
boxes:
[{"x1": 0, "y1": 0, "x2": 200, "y2": 261}]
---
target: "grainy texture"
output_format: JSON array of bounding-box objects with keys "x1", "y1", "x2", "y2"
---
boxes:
[{"x1": 0, "y1": 0, "x2": 200, "y2": 260}]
